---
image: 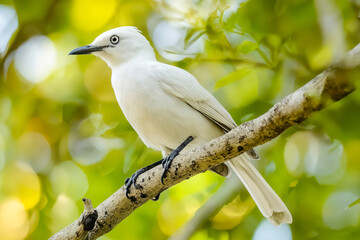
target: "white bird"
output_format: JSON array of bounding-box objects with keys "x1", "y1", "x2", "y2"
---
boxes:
[{"x1": 69, "y1": 26, "x2": 292, "y2": 225}]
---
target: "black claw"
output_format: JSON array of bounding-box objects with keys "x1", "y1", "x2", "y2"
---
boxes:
[
  {"x1": 160, "y1": 163, "x2": 168, "y2": 184},
  {"x1": 125, "y1": 168, "x2": 146, "y2": 199},
  {"x1": 160, "y1": 136, "x2": 194, "y2": 184},
  {"x1": 124, "y1": 158, "x2": 165, "y2": 200},
  {"x1": 124, "y1": 136, "x2": 194, "y2": 200},
  {"x1": 160, "y1": 156, "x2": 173, "y2": 184}
]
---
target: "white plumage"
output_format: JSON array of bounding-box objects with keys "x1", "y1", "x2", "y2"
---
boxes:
[{"x1": 70, "y1": 27, "x2": 292, "y2": 225}]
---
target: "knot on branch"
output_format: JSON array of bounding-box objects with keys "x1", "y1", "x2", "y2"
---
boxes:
[{"x1": 80, "y1": 198, "x2": 98, "y2": 231}]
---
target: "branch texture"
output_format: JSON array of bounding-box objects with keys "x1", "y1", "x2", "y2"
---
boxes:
[{"x1": 49, "y1": 44, "x2": 359, "y2": 240}]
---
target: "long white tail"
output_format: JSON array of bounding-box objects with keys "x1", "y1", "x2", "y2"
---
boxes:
[{"x1": 227, "y1": 155, "x2": 292, "y2": 225}]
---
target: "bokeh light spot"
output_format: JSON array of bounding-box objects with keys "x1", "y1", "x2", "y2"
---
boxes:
[
  {"x1": 2, "y1": 162, "x2": 41, "y2": 209},
  {"x1": 18, "y1": 131, "x2": 51, "y2": 173},
  {"x1": 212, "y1": 196, "x2": 253, "y2": 230},
  {"x1": 70, "y1": 0, "x2": 117, "y2": 32},
  {"x1": 284, "y1": 131, "x2": 345, "y2": 184},
  {"x1": 49, "y1": 161, "x2": 88, "y2": 200},
  {"x1": 69, "y1": 136, "x2": 109, "y2": 165},
  {"x1": 252, "y1": 220, "x2": 292, "y2": 240},
  {"x1": 68, "y1": 115, "x2": 123, "y2": 165},
  {"x1": 284, "y1": 139, "x2": 302, "y2": 175},
  {"x1": 0, "y1": 5, "x2": 18, "y2": 56},
  {"x1": 48, "y1": 194, "x2": 79, "y2": 234},
  {"x1": 0, "y1": 198, "x2": 29, "y2": 240},
  {"x1": 158, "y1": 174, "x2": 219, "y2": 236},
  {"x1": 152, "y1": 20, "x2": 188, "y2": 61},
  {"x1": 158, "y1": 196, "x2": 201, "y2": 236},
  {"x1": 14, "y1": 35, "x2": 57, "y2": 84},
  {"x1": 322, "y1": 191, "x2": 360, "y2": 230}
]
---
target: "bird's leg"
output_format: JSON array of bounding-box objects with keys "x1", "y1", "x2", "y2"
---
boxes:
[
  {"x1": 125, "y1": 136, "x2": 194, "y2": 201},
  {"x1": 161, "y1": 136, "x2": 194, "y2": 184},
  {"x1": 125, "y1": 160, "x2": 162, "y2": 200}
]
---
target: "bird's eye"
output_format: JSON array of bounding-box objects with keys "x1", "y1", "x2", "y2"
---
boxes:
[{"x1": 110, "y1": 35, "x2": 120, "y2": 45}]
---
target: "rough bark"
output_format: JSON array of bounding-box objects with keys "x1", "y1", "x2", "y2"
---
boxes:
[{"x1": 49, "y1": 43, "x2": 359, "y2": 240}]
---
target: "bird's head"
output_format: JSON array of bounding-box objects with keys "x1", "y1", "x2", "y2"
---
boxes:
[{"x1": 69, "y1": 27, "x2": 155, "y2": 68}]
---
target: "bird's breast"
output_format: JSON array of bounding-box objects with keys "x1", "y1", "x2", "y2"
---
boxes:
[
  {"x1": 111, "y1": 66, "x2": 224, "y2": 153},
  {"x1": 111, "y1": 70, "x2": 176, "y2": 148}
]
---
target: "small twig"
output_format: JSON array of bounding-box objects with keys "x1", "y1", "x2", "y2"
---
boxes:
[
  {"x1": 81, "y1": 198, "x2": 98, "y2": 232},
  {"x1": 49, "y1": 198, "x2": 98, "y2": 240}
]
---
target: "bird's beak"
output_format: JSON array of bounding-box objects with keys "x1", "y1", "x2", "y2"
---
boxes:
[{"x1": 69, "y1": 45, "x2": 106, "y2": 55}]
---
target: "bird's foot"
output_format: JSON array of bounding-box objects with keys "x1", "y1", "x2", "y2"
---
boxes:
[
  {"x1": 125, "y1": 171, "x2": 161, "y2": 201},
  {"x1": 160, "y1": 136, "x2": 194, "y2": 184},
  {"x1": 124, "y1": 136, "x2": 193, "y2": 200},
  {"x1": 125, "y1": 168, "x2": 146, "y2": 199},
  {"x1": 124, "y1": 159, "x2": 163, "y2": 200}
]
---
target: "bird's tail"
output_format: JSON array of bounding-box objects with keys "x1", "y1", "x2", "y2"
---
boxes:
[{"x1": 227, "y1": 155, "x2": 292, "y2": 225}]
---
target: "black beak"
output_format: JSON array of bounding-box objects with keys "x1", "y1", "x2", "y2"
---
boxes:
[{"x1": 69, "y1": 45, "x2": 106, "y2": 55}]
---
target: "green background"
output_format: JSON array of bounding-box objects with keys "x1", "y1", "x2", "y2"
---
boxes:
[{"x1": 0, "y1": 0, "x2": 359, "y2": 239}]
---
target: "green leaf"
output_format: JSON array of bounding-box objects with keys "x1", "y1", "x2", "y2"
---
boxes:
[
  {"x1": 214, "y1": 66, "x2": 253, "y2": 89},
  {"x1": 346, "y1": 198, "x2": 360, "y2": 209},
  {"x1": 237, "y1": 40, "x2": 259, "y2": 54}
]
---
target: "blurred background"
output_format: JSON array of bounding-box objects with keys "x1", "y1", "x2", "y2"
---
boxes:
[{"x1": 1, "y1": 0, "x2": 360, "y2": 239}]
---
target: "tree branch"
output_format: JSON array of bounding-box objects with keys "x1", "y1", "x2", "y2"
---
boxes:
[{"x1": 49, "y1": 44, "x2": 359, "y2": 240}]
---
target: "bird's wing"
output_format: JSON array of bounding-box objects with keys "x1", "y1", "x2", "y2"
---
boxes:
[
  {"x1": 151, "y1": 63, "x2": 237, "y2": 132},
  {"x1": 150, "y1": 62, "x2": 259, "y2": 160}
]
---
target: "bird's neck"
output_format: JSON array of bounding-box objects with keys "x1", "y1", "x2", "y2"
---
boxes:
[
  {"x1": 110, "y1": 57, "x2": 157, "y2": 85},
  {"x1": 107, "y1": 51, "x2": 156, "y2": 69}
]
